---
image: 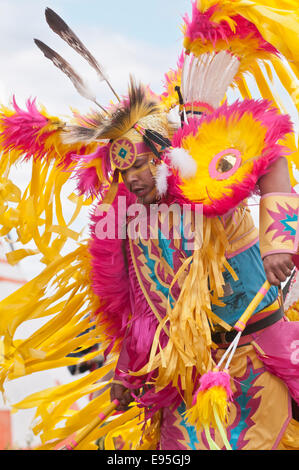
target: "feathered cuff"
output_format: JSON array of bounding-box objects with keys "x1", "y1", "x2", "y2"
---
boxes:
[{"x1": 259, "y1": 192, "x2": 299, "y2": 259}]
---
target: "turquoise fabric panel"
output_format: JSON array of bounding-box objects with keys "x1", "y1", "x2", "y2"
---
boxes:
[{"x1": 211, "y1": 242, "x2": 278, "y2": 325}]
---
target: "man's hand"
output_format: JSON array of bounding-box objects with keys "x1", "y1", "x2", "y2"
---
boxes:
[
  {"x1": 110, "y1": 382, "x2": 133, "y2": 411},
  {"x1": 263, "y1": 252, "x2": 294, "y2": 286}
]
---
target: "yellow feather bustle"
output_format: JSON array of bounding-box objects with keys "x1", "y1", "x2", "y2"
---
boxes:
[
  {"x1": 185, "y1": 0, "x2": 299, "y2": 72},
  {"x1": 182, "y1": 0, "x2": 299, "y2": 105},
  {"x1": 177, "y1": 111, "x2": 266, "y2": 206}
]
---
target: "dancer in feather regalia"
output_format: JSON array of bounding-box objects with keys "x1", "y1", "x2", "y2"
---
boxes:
[{"x1": 0, "y1": 1, "x2": 299, "y2": 450}]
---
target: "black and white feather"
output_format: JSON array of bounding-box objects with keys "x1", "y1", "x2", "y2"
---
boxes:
[
  {"x1": 34, "y1": 39, "x2": 106, "y2": 112},
  {"x1": 45, "y1": 7, "x2": 120, "y2": 101},
  {"x1": 62, "y1": 78, "x2": 161, "y2": 145}
]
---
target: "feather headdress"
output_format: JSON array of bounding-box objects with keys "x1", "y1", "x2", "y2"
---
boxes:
[
  {"x1": 64, "y1": 77, "x2": 163, "y2": 144},
  {"x1": 63, "y1": 77, "x2": 173, "y2": 201},
  {"x1": 32, "y1": 8, "x2": 175, "y2": 201}
]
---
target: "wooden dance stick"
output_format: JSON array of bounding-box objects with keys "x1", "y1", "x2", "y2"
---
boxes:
[
  {"x1": 217, "y1": 280, "x2": 272, "y2": 370},
  {"x1": 61, "y1": 399, "x2": 120, "y2": 450},
  {"x1": 234, "y1": 280, "x2": 271, "y2": 332}
]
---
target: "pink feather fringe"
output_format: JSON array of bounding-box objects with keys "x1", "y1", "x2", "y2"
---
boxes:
[
  {"x1": 0, "y1": 97, "x2": 50, "y2": 160},
  {"x1": 88, "y1": 184, "x2": 135, "y2": 357},
  {"x1": 0, "y1": 97, "x2": 89, "y2": 168},
  {"x1": 72, "y1": 144, "x2": 112, "y2": 198}
]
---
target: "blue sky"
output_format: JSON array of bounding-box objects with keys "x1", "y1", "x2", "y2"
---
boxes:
[
  {"x1": 0, "y1": 0, "x2": 192, "y2": 114},
  {"x1": 66, "y1": 0, "x2": 192, "y2": 47}
]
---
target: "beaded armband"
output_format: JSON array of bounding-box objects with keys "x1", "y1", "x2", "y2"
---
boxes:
[{"x1": 259, "y1": 192, "x2": 299, "y2": 259}]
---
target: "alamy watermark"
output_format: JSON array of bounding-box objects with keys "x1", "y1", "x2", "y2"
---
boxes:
[
  {"x1": 94, "y1": 196, "x2": 203, "y2": 250},
  {"x1": 291, "y1": 340, "x2": 299, "y2": 365}
]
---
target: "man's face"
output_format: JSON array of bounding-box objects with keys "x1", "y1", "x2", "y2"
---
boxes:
[{"x1": 120, "y1": 153, "x2": 157, "y2": 204}]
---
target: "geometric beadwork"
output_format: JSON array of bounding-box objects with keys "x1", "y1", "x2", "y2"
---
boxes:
[{"x1": 110, "y1": 137, "x2": 137, "y2": 170}]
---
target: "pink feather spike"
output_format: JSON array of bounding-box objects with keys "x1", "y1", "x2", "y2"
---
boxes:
[
  {"x1": 0, "y1": 97, "x2": 95, "y2": 169},
  {"x1": 0, "y1": 96, "x2": 79, "y2": 168},
  {"x1": 73, "y1": 165, "x2": 101, "y2": 198},
  {"x1": 163, "y1": 51, "x2": 185, "y2": 88},
  {"x1": 177, "y1": 50, "x2": 185, "y2": 70}
]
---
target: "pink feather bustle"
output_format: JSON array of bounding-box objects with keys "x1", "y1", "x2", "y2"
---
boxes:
[{"x1": 183, "y1": 2, "x2": 279, "y2": 55}]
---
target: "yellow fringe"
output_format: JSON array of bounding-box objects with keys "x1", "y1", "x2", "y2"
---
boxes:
[
  {"x1": 130, "y1": 217, "x2": 235, "y2": 409},
  {"x1": 0, "y1": 244, "x2": 108, "y2": 390}
]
